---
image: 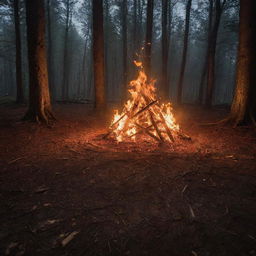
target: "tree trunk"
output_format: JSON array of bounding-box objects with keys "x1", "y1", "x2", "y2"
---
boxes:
[
  {"x1": 24, "y1": 0, "x2": 53, "y2": 123},
  {"x1": 205, "y1": 0, "x2": 224, "y2": 108},
  {"x1": 132, "y1": 0, "x2": 138, "y2": 78},
  {"x1": 122, "y1": 0, "x2": 128, "y2": 102},
  {"x1": 166, "y1": 0, "x2": 174, "y2": 93},
  {"x1": 161, "y1": 0, "x2": 168, "y2": 100},
  {"x1": 144, "y1": 0, "x2": 154, "y2": 76},
  {"x1": 82, "y1": 33, "x2": 89, "y2": 99},
  {"x1": 177, "y1": 0, "x2": 192, "y2": 105},
  {"x1": 198, "y1": 0, "x2": 213, "y2": 105},
  {"x1": 137, "y1": 0, "x2": 143, "y2": 52},
  {"x1": 229, "y1": 0, "x2": 256, "y2": 125},
  {"x1": 46, "y1": 0, "x2": 55, "y2": 101},
  {"x1": 93, "y1": 0, "x2": 106, "y2": 109},
  {"x1": 104, "y1": 0, "x2": 109, "y2": 99},
  {"x1": 133, "y1": 0, "x2": 138, "y2": 55},
  {"x1": 62, "y1": 0, "x2": 70, "y2": 101},
  {"x1": 13, "y1": 0, "x2": 24, "y2": 103}
]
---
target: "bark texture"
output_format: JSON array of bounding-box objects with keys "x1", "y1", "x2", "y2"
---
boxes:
[
  {"x1": 229, "y1": 0, "x2": 256, "y2": 125},
  {"x1": 46, "y1": 0, "x2": 55, "y2": 100},
  {"x1": 24, "y1": 0, "x2": 53, "y2": 123},
  {"x1": 205, "y1": 0, "x2": 224, "y2": 108},
  {"x1": 13, "y1": 0, "x2": 24, "y2": 103},
  {"x1": 144, "y1": 0, "x2": 154, "y2": 76},
  {"x1": 62, "y1": 0, "x2": 71, "y2": 101},
  {"x1": 198, "y1": 0, "x2": 213, "y2": 105},
  {"x1": 121, "y1": 0, "x2": 128, "y2": 102},
  {"x1": 177, "y1": 0, "x2": 192, "y2": 105},
  {"x1": 93, "y1": 0, "x2": 106, "y2": 109},
  {"x1": 161, "y1": 0, "x2": 168, "y2": 100}
]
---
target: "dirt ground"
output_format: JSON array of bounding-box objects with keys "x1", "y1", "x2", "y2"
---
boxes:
[{"x1": 0, "y1": 103, "x2": 256, "y2": 256}]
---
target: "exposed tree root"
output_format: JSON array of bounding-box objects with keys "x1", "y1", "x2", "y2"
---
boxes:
[
  {"x1": 198, "y1": 117, "x2": 231, "y2": 126},
  {"x1": 199, "y1": 113, "x2": 256, "y2": 129},
  {"x1": 23, "y1": 108, "x2": 55, "y2": 125},
  {"x1": 249, "y1": 112, "x2": 256, "y2": 127}
]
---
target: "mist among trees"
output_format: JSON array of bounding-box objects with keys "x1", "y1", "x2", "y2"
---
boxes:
[{"x1": 0, "y1": 0, "x2": 240, "y2": 103}]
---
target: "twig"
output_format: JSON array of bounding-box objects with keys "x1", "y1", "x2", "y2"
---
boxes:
[
  {"x1": 182, "y1": 185, "x2": 188, "y2": 193},
  {"x1": 188, "y1": 204, "x2": 195, "y2": 218},
  {"x1": 61, "y1": 231, "x2": 79, "y2": 247},
  {"x1": 8, "y1": 157, "x2": 25, "y2": 164}
]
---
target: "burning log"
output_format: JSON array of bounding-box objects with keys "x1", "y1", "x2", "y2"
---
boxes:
[
  {"x1": 148, "y1": 110, "x2": 164, "y2": 142},
  {"x1": 110, "y1": 113, "x2": 127, "y2": 128},
  {"x1": 107, "y1": 62, "x2": 181, "y2": 143},
  {"x1": 128, "y1": 124, "x2": 154, "y2": 138},
  {"x1": 158, "y1": 111, "x2": 175, "y2": 142},
  {"x1": 134, "y1": 122, "x2": 162, "y2": 142},
  {"x1": 132, "y1": 100, "x2": 157, "y2": 119},
  {"x1": 104, "y1": 100, "x2": 157, "y2": 139}
]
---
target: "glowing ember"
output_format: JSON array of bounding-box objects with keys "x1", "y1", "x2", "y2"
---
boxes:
[{"x1": 109, "y1": 61, "x2": 180, "y2": 143}]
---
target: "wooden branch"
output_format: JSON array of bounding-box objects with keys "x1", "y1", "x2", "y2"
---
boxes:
[
  {"x1": 131, "y1": 100, "x2": 157, "y2": 118},
  {"x1": 110, "y1": 113, "x2": 127, "y2": 128},
  {"x1": 178, "y1": 132, "x2": 191, "y2": 141},
  {"x1": 135, "y1": 122, "x2": 161, "y2": 142},
  {"x1": 148, "y1": 110, "x2": 164, "y2": 142},
  {"x1": 141, "y1": 91, "x2": 175, "y2": 142},
  {"x1": 128, "y1": 124, "x2": 153, "y2": 138},
  {"x1": 158, "y1": 112, "x2": 175, "y2": 142},
  {"x1": 110, "y1": 95, "x2": 146, "y2": 129}
]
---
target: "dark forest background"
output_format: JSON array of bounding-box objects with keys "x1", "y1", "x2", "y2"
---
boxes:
[{"x1": 0, "y1": 0, "x2": 239, "y2": 106}]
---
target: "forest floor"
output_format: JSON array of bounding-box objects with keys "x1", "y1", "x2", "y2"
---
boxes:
[{"x1": 0, "y1": 102, "x2": 256, "y2": 256}]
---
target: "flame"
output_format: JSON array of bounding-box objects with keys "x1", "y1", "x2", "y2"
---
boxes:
[
  {"x1": 110, "y1": 62, "x2": 179, "y2": 142},
  {"x1": 134, "y1": 60, "x2": 143, "y2": 67}
]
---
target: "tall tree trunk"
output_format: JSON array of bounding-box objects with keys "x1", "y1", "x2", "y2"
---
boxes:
[
  {"x1": 166, "y1": 0, "x2": 174, "y2": 93},
  {"x1": 104, "y1": 0, "x2": 109, "y2": 99},
  {"x1": 133, "y1": 0, "x2": 138, "y2": 55},
  {"x1": 24, "y1": 0, "x2": 54, "y2": 123},
  {"x1": 46, "y1": 0, "x2": 55, "y2": 100},
  {"x1": 132, "y1": 0, "x2": 138, "y2": 79},
  {"x1": 144, "y1": 0, "x2": 154, "y2": 76},
  {"x1": 161, "y1": 0, "x2": 168, "y2": 100},
  {"x1": 137, "y1": 0, "x2": 145, "y2": 57},
  {"x1": 137, "y1": 0, "x2": 142, "y2": 52},
  {"x1": 198, "y1": 0, "x2": 213, "y2": 105},
  {"x1": 82, "y1": 33, "x2": 89, "y2": 99},
  {"x1": 93, "y1": 0, "x2": 106, "y2": 109},
  {"x1": 205, "y1": 0, "x2": 224, "y2": 108},
  {"x1": 177, "y1": 0, "x2": 192, "y2": 105},
  {"x1": 62, "y1": 0, "x2": 70, "y2": 101},
  {"x1": 229, "y1": 0, "x2": 256, "y2": 125},
  {"x1": 122, "y1": 0, "x2": 128, "y2": 102},
  {"x1": 13, "y1": 0, "x2": 24, "y2": 103}
]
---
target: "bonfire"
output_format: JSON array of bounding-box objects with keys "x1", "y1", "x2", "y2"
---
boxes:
[{"x1": 107, "y1": 61, "x2": 181, "y2": 143}]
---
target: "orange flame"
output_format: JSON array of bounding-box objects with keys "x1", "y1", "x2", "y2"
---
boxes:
[{"x1": 110, "y1": 62, "x2": 179, "y2": 142}]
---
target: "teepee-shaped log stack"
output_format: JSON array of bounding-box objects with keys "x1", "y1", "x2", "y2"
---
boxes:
[{"x1": 106, "y1": 63, "x2": 182, "y2": 143}]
